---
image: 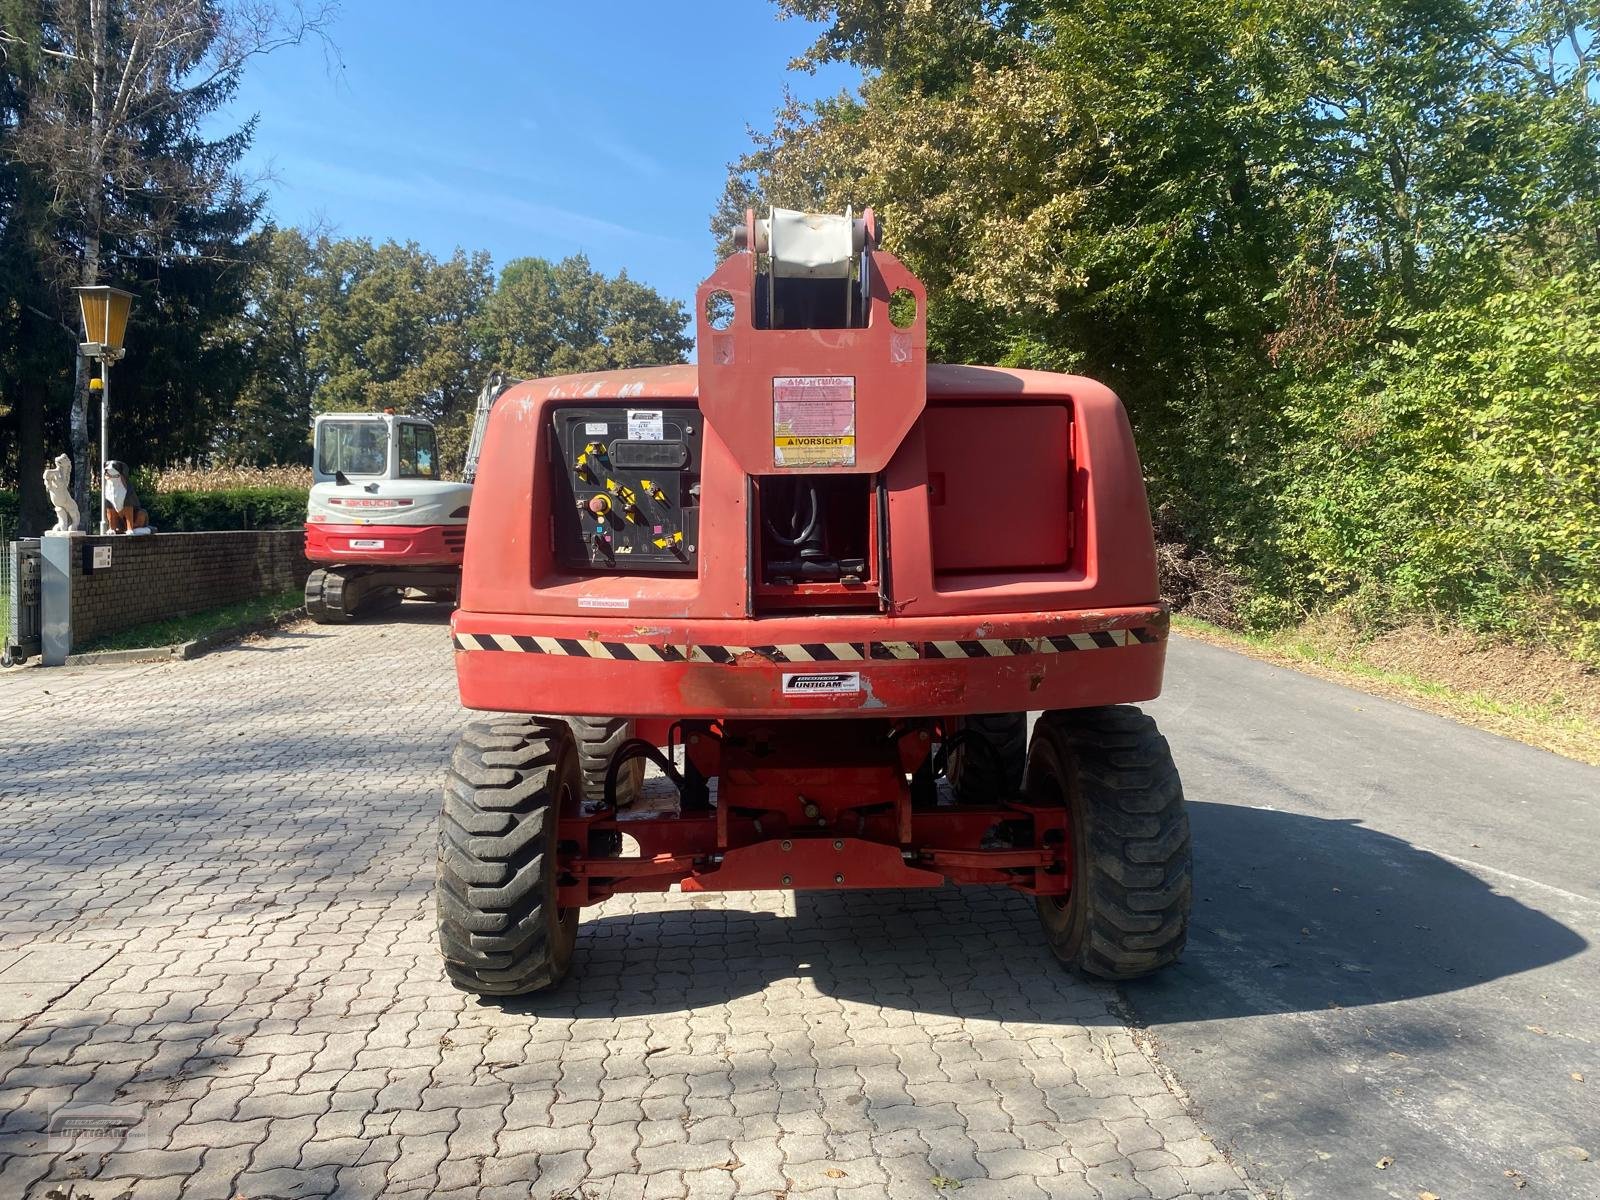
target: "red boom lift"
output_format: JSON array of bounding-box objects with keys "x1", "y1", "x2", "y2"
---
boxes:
[{"x1": 439, "y1": 208, "x2": 1190, "y2": 994}]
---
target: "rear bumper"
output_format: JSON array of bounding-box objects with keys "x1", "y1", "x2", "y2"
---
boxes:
[
  {"x1": 453, "y1": 605, "x2": 1167, "y2": 718},
  {"x1": 305, "y1": 522, "x2": 465, "y2": 566}
]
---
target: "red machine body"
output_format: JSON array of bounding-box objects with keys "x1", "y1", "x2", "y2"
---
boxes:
[
  {"x1": 456, "y1": 362, "x2": 1164, "y2": 720},
  {"x1": 305, "y1": 522, "x2": 466, "y2": 567},
  {"x1": 449, "y1": 210, "x2": 1169, "y2": 918}
]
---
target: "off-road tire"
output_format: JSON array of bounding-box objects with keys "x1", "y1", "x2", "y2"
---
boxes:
[
  {"x1": 569, "y1": 717, "x2": 645, "y2": 808},
  {"x1": 1030, "y1": 706, "x2": 1190, "y2": 979},
  {"x1": 436, "y1": 717, "x2": 580, "y2": 995},
  {"x1": 946, "y1": 712, "x2": 1028, "y2": 801}
]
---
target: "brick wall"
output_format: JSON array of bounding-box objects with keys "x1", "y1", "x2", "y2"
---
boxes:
[{"x1": 70, "y1": 531, "x2": 310, "y2": 646}]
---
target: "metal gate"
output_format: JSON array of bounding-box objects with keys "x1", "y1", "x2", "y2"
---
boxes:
[{"x1": 3, "y1": 537, "x2": 42, "y2": 666}]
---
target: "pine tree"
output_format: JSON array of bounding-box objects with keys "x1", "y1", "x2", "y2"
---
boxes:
[{"x1": 0, "y1": 0, "x2": 330, "y2": 527}]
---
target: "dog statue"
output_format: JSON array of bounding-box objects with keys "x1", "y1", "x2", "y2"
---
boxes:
[
  {"x1": 102, "y1": 460, "x2": 152, "y2": 534},
  {"x1": 44, "y1": 453, "x2": 81, "y2": 533}
]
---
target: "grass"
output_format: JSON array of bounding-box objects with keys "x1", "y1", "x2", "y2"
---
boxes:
[
  {"x1": 1174, "y1": 613, "x2": 1600, "y2": 765},
  {"x1": 78, "y1": 587, "x2": 305, "y2": 655}
]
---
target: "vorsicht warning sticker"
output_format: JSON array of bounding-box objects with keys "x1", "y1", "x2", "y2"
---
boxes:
[{"x1": 773, "y1": 376, "x2": 855, "y2": 467}]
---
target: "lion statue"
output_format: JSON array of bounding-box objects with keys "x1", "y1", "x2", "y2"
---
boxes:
[{"x1": 44, "y1": 454, "x2": 81, "y2": 533}]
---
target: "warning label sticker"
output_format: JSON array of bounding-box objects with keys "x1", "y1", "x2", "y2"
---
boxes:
[
  {"x1": 627, "y1": 410, "x2": 664, "y2": 441},
  {"x1": 773, "y1": 376, "x2": 855, "y2": 467}
]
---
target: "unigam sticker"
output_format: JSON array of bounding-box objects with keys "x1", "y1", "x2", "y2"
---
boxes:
[{"x1": 782, "y1": 671, "x2": 861, "y2": 695}]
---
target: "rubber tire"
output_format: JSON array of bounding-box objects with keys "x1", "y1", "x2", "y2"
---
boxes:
[
  {"x1": 569, "y1": 717, "x2": 645, "y2": 808},
  {"x1": 436, "y1": 717, "x2": 580, "y2": 995},
  {"x1": 946, "y1": 712, "x2": 1029, "y2": 801},
  {"x1": 1030, "y1": 706, "x2": 1191, "y2": 979}
]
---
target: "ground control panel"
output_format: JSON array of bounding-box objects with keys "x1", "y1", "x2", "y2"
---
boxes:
[{"x1": 551, "y1": 406, "x2": 702, "y2": 573}]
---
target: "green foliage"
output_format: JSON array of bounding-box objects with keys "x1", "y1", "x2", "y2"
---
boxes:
[
  {"x1": 3, "y1": 3, "x2": 690, "y2": 522},
  {"x1": 211, "y1": 237, "x2": 692, "y2": 478},
  {"x1": 217, "y1": 227, "x2": 328, "y2": 466},
  {"x1": 0, "y1": 486, "x2": 301, "y2": 533},
  {"x1": 1274, "y1": 271, "x2": 1600, "y2": 659},
  {"x1": 313, "y1": 239, "x2": 495, "y2": 420},
  {"x1": 738, "y1": 0, "x2": 1600, "y2": 663},
  {"x1": 142, "y1": 488, "x2": 306, "y2": 533},
  {"x1": 0, "y1": 0, "x2": 274, "y2": 530},
  {"x1": 475, "y1": 254, "x2": 693, "y2": 379},
  {"x1": 213, "y1": 232, "x2": 495, "y2": 467}
]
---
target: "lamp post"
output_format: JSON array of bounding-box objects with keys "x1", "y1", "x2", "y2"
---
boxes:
[{"x1": 74, "y1": 286, "x2": 135, "y2": 534}]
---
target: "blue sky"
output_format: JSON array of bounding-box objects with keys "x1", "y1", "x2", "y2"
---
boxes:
[{"x1": 222, "y1": 2, "x2": 860, "y2": 311}]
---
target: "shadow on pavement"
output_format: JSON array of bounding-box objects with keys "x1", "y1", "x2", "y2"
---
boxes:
[
  {"x1": 501, "y1": 801, "x2": 1584, "y2": 1025},
  {"x1": 1122, "y1": 799, "x2": 1588, "y2": 1022},
  {"x1": 364, "y1": 599, "x2": 456, "y2": 625}
]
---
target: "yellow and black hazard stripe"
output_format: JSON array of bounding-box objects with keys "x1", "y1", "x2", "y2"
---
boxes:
[{"x1": 452, "y1": 627, "x2": 1160, "y2": 660}]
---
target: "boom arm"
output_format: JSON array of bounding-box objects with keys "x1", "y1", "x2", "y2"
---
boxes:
[{"x1": 463, "y1": 372, "x2": 519, "y2": 484}]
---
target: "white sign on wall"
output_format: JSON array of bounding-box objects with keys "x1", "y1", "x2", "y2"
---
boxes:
[{"x1": 92, "y1": 545, "x2": 112, "y2": 569}]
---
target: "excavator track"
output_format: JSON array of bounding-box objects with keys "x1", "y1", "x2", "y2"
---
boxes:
[{"x1": 304, "y1": 567, "x2": 401, "y2": 624}]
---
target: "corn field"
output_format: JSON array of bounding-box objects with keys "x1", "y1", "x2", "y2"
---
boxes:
[{"x1": 138, "y1": 463, "x2": 312, "y2": 492}]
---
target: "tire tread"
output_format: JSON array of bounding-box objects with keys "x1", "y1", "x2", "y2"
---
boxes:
[
  {"x1": 947, "y1": 712, "x2": 1029, "y2": 801},
  {"x1": 1034, "y1": 705, "x2": 1192, "y2": 980},
  {"x1": 435, "y1": 720, "x2": 574, "y2": 995}
]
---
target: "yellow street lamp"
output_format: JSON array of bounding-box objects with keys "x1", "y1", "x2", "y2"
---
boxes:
[{"x1": 74, "y1": 285, "x2": 136, "y2": 533}]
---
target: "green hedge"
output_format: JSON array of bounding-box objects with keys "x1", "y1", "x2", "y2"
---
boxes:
[
  {"x1": 144, "y1": 487, "x2": 305, "y2": 532},
  {"x1": 0, "y1": 486, "x2": 303, "y2": 535},
  {"x1": 1261, "y1": 269, "x2": 1600, "y2": 663}
]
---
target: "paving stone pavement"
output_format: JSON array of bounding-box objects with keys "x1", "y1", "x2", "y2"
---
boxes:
[{"x1": 0, "y1": 609, "x2": 1255, "y2": 1200}]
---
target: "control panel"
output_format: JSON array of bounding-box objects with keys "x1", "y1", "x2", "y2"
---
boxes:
[{"x1": 551, "y1": 406, "x2": 702, "y2": 573}]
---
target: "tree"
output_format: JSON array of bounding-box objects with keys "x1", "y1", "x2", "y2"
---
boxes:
[
  {"x1": 210, "y1": 240, "x2": 691, "y2": 474},
  {"x1": 726, "y1": 0, "x2": 1301, "y2": 555},
  {"x1": 0, "y1": 3, "x2": 72, "y2": 533},
  {"x1": 210, "y1": 226, "x2": 326, "y2": 464},
  {"x1": 475, "y1": 253, "x2": 692, "y2": 380},
  {"x1": 0, "y1": 0, "x2": 332, "y2": 522},
  {"x1": 729, "y1": 0, "x2": 1600, "y2": 656},
  {"x1": 312, "y1": 239, "x2": 493, "y2": 425},
  {"x1": 217, "y1": 233, "x2": 495, "y2": 466}
]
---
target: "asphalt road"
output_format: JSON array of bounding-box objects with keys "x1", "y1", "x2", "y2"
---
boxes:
[{"x1": 1123, "y1": 636, "x2": 1600, "y2": 1200}]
